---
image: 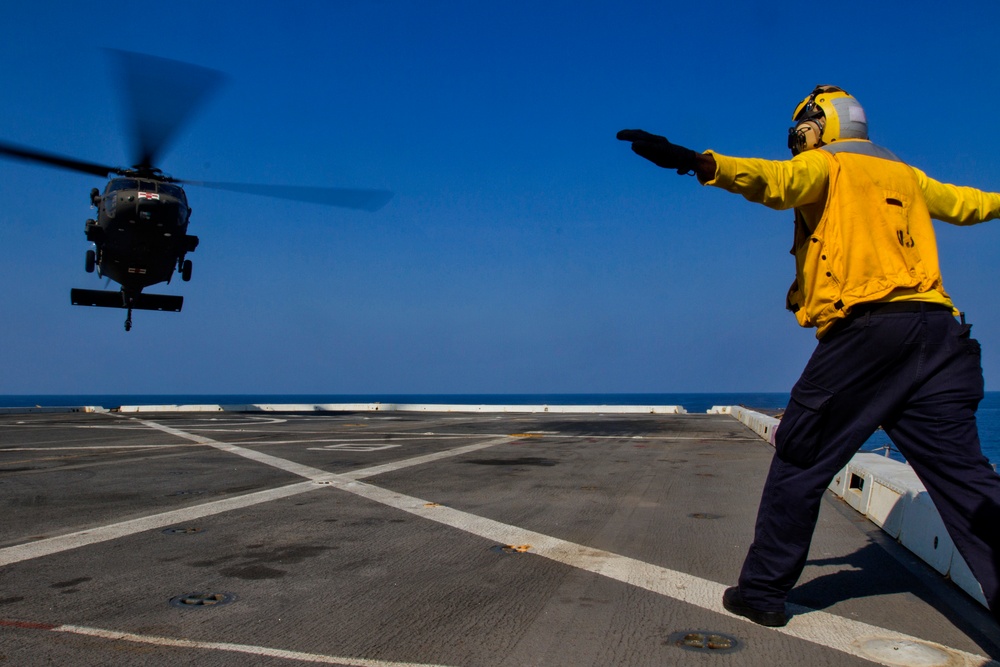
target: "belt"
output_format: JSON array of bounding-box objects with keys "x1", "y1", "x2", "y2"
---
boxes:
[{"x1": 847, "y1": 301, "x2": 953, "y2": 317}]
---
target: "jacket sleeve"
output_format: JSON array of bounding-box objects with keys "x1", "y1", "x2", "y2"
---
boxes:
[
  {"x1": 912, "y1": 167, "x2": 1000, "y2": 226},
  {"x1": 702, "y1": 150, "x2": 829, "y2": 211}
]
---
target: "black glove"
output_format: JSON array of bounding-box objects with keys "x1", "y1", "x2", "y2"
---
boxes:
[{"x1": 617, "y1": 129, "x2": 697, "y2": 175}]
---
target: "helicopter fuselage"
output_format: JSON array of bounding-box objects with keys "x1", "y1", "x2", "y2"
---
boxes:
[{"x1": 85, "y1": 177, "x2": 199, "y2": 293}]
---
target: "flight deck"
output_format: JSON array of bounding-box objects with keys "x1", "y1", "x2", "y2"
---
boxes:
[{"x1": 1, "y1": 407, "x2": 998, "y2": 666}]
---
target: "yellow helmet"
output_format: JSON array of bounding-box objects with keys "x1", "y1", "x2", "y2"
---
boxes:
[{"x1": 788, "y1": 85, "x2": 868, "y2": 155}]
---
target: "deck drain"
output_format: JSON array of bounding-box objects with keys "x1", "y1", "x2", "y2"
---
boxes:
[
  {"x1": 170, "y1": 592, "x2": 236, "y2": 608},
  {"x1": 168, "y1": 489, "x2": 208, "y2": 497},
  {"x1": 688, "y1": 513, "x2": 724, "y2": 520},
  {"x1": 856, "y1": 638, "x2": 957, "y2": 666},
  {"x1": 162, "y1": 527, "x2": 203, "y2": 535},
  {"x1": 667, "y1": 630, "x2": 740, "y2": 654}
]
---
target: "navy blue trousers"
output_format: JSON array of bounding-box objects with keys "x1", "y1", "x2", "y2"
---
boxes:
[{"x1": 738, "y1": 305, "x2": 1000, "y2": 620}]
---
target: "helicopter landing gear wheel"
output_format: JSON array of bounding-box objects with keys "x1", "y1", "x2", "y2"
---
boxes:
[
  {"x1": 181, "y1": 259, "x2": 192, "y2": 282},
  {"x1": 125, "y1": 308, "x2": 133, "y2": 332},
  {"x1": 85, "y1": 249, "x2": 96, "y2": 273}
]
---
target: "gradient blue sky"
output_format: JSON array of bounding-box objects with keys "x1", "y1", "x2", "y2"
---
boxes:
[{"x1": 3, "y1": 1, "x2": 1000, "y2": 395}]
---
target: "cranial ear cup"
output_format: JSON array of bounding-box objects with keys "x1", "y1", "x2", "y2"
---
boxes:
[{"x1": 790, "y1": 120, "x2": 824, "y2": 154}]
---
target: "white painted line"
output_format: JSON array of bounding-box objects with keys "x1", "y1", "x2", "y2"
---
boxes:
[
  {"x1": 309, "y1": 436, "x2": 468, "y2": 441},
  {"x1": 0, "y1": 424, "x2": 513, "y2": 567},
  {"x1": 333, "y1": 480, "x2": 997, "y2": 667},
  {"x1": 308, "y1": 444, "x2": 402, "y2": 452},
  {"x1": 221, "y1": 430, "x2": 758, "y2": 443},
  {"x1": 0, "y1": 482, "x2": 317, "y2": 567},
  {"x1": 3, "y1": 423, "x2": 163, "y2": 430},
  {"x1": 344, "y1": 437, "x2": 516, "y2": 481},
  {"x1": 0, "y1": 445, "x2": 186, "y2": 451},
  {"x1": 135, "y1": 417, "x2": 341, "y2": 481},
  {"x1": 134, "y1": 417, "x2": 515, "y2": 484},
  {"x1": 224, "y1": 436, "x2": 467, "y2": 446},
  {"x1": 6, "y1": 621, "x2": 456, "y2": 667}
]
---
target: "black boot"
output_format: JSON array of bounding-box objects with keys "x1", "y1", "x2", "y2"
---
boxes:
[{"x1": 722, "y1": 587, "x2": 788, "y2": 627}]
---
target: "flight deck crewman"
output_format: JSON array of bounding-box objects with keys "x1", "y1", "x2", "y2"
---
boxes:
[{"x1": 618, "y1": 85, "x2": 1000, "y2": 628}]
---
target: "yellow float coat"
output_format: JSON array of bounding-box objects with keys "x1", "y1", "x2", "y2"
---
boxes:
[{"x1": 705, "y1": 141, "x2": 1000, "y2": 337}]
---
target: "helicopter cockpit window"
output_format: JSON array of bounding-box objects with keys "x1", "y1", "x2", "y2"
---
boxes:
[
  {"x1": 158, "y1": 183, "x2": 186, "y2": 201},
  {"x1": 138, "y1": 181, "x2": 156, "y2": 193},
  {"x1": 105, "y1": 179, "x2": 138, "y2": 193}
]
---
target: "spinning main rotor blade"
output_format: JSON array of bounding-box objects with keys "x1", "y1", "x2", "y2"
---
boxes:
[
  {"x1": 0, "y1": 139, "x2": 394, "y2": 211},
  {"x1": 0, "y1": 141, "x2": 117, "y2": 178},
  {"x1": 179, "y1": 180, "x2": 394, "y2": 211},
  {"x1": 1, "y1": 51, "x2": 391, "y2": 213},
  {"x1": 109, "y1": 49, "x2": 226, "y2": 170}
]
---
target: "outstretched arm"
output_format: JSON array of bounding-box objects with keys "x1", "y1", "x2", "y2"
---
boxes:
[
  {"x1": 617, "y1": 129, "x2": 716, "y2": 181},
  {"x1": 618, "y1": 129, "x2": 830, "y2": 210},
  {"x1": 911, "y1": 166, "x2": 1000, "y2": 226}
]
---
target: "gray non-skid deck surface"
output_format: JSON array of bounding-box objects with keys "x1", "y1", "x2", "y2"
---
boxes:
[{"x1": 1, "y1": 410, "x2": 998, "y2": 666}]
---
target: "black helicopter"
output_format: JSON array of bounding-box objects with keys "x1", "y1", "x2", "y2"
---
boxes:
[{"x1": 0, "y1": 50, "x2": 392, "y2": 331}]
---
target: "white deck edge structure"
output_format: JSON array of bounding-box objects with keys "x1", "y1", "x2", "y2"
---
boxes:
[
  {"x1": 113, "y1": 403, "x2": 688, "y2": 414},
  {"x1": 713, "y1": 405, "x2": 990, "y2": 609},
  {"x1": 0, "y1": 406, "x2": 108, "y2": 415}
]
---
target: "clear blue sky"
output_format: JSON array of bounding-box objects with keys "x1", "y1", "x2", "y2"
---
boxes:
[{"x1": 3, "y1": 1, "x2": 1000, "y2": 395}]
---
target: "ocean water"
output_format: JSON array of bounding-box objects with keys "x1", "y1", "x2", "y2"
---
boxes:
[{"x1": 2, "y1": 392, "x2": 998, "y2": 467}]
